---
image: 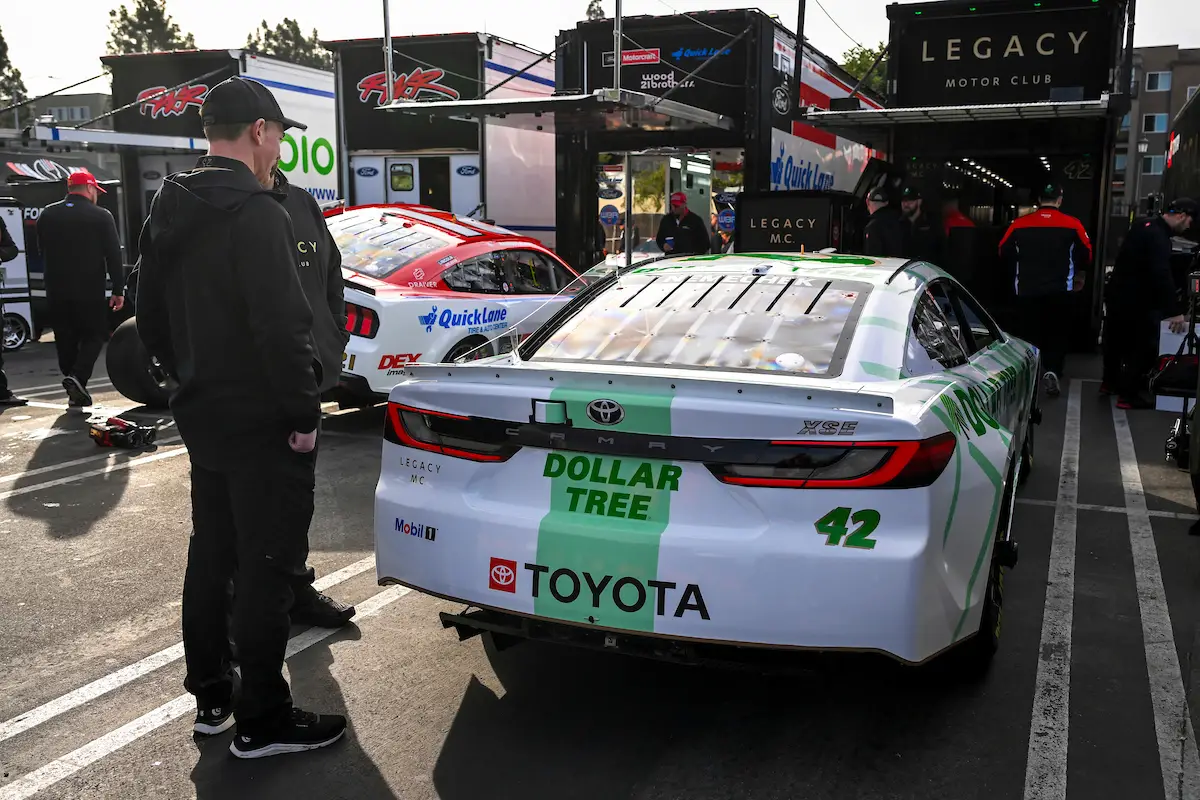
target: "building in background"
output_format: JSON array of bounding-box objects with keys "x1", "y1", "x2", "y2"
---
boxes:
[
  {"x1": 29, "y1": 93, "x2": 114, "y2": 130},
  {"x1": 1108, "y1": 45, "x2": 1200, "y2": 256}
]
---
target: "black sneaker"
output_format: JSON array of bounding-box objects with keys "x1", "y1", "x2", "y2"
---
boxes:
[
  {"x1": 62, "y1": 376, "x2": 92, "y2": 407},
  {"x1": 193, "y1": 676, "x2": 239, "y2": 736},
  {"x1": 290, "y1": 592, "x2": 355, "y2": 628},
  {"x1": 0, "y1": 393, "x2": 27, "y2": 406},
  {"x1": 229, "y1": 708, "x2": 347, "y2": 759}
]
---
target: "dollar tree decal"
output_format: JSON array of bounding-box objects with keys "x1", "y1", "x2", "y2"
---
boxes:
[{"x1": 535, "y1": 389, "x2": 695, "y2": 631}]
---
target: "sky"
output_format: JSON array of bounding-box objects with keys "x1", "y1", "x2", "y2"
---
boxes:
[{"x1": 2, "y1": 0, "x2": 1196, "y2": 97}]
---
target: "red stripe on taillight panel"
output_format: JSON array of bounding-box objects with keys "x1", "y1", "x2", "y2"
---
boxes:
[
  {"x1": 346, "y1": 304, "x2": 360, "y2": 333},
  {"x1": 717, "y1": 435, "x2": 955, "y2": 490},
  {"x1": 386, "y1": 402, "x2": 507, "y2": 463}
]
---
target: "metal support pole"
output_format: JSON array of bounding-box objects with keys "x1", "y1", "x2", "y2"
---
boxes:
[
  {"x1": 624, "y1": 151, "x2": 633, "y2": 267},
  {"x1": 383, "y1": 0, "x2": 395, "y2": 106},
  {"x1": 613, "y1": 0, "x2": 623, "y2": 91},
  {"x1": 794, "y1": 0, "x2": 808, "y2": 114}
]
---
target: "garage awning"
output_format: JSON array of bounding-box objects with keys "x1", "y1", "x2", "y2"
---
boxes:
[
  {"x1": 377, "y1": 88, "x2": 735, "y2": 134},
  {"x1": 800, "y1": 96, "x2": 1112, "y2": 128}
]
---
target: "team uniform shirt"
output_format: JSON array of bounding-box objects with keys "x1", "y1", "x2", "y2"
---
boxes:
[{"x1": 998, "y1": 206, "x2": 1092, "y2": 297}]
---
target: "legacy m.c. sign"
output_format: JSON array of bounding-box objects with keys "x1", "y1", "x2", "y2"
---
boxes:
[{"x1": 891, "y1": 5, "x2": 1117, "y2": 106}]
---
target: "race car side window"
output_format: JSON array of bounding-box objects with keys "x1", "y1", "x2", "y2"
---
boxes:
[
  {"x1": 909, "y1": 290, "x2": 968, "y2": 370},
  {"x1": 948, "y1": 287, "x2": 1003, "y2": 353},
  {"x1": 443, "y1": 255, "x2": 504, "y2": 294},
  {"x1": 502, "y1": 250, "x2": 560, "y2": 294},
  {"x1": 926, "y1": 282, "x2": 970, "y2": 354}
]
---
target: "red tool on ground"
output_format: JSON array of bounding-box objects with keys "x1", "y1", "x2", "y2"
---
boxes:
[{"x1": 88, "y1": 416, "x2": 158, "y2": 448}]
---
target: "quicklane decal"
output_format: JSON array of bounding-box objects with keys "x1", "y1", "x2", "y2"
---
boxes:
[
  {"x1": 533, "y1": 389, "x2": 705, "y2": 631},
  {"x1": 417, "y1": 305, "x2": 508, "y2": 334}
]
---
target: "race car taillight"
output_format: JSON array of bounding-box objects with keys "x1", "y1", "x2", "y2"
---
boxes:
[
  {"x1": 708, "y1": 432, "x2": 957, "y2": 489},
  {"x1": 385, "y1": 402, "x2": 518, "y2": 462},
  {"x1": 346, "y1": 303, "x2": 378, "y2": 339}
]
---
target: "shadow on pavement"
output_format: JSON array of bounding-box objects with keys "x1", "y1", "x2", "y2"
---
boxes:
[
  {"x1": 190, "y1": 625, "x2": 396, "y2": 800},
  {"x1": 4, "y1": 411, "x2": 143, "y2": 539},
  {"x1": 431, "y1": 637, "x2": 975, "y2": 800}
]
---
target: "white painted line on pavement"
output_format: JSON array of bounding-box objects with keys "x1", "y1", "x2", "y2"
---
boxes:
[
  {"x1": 0, "y1": 555, "x2": 376, "y2": 744},
  {"x1": 1016, "y1": 497, "x2": 1200, "y2": 522},
  {"x1": 0, "y1": 437, "x2": 184, "y2": 486},
  {"x1": 1023, "y1": 378, "x2": 1081, "y2": 800},
  {"x1": 0, "y1": 445, "x2": 188, "y2": 502},
  {"x1": 20, "y1": 381, "x2": 114, "y2": 400},
  {"x1": 0, "y1": 584, "x2": 411, "y2": 800},
  {"x1": 10, "y1": 380, "x2": 111, "y2": 394},
  {"x1": 1112, "y1": 403, "x2": 1200, "y2": 800}
]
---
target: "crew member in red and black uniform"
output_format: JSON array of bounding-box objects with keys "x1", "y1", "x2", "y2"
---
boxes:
[
  {"x1": 1103, "y1": 197, "x2": 1197, "y2": 408},
  {"x1": 998, "y1": 183, "x2": 1092, "y2": 398}
]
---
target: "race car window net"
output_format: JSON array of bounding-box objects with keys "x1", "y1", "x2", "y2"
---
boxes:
[
  {"x1": 522, "y1": 270, "x2": 870, "y2": 378},
  {"x1": 385, "y1": 401, "x2": 956, "y2": 489},
  {"x1": 325, "y1": 210, "x2": 457, "y2": 280}
]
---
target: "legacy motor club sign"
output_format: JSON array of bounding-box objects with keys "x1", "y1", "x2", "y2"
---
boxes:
[
  {"x1": 104, "y1": 52, "x2": 239, "y2": 137},
  {"x1": 734, "y1": 193, "x2": 833, "y2": 252},
  {"x1": 333, "y1": 37, "x2": 480, "y2": 152},
  {"x1": 889, "y1": 4, "x2": 1118, "y2": 106}
]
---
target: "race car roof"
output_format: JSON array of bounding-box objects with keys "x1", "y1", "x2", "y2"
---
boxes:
[
  {"x1": 624, "y1": 252, "x2": 928, "y2": 287},
  {"x1": 326, "y1": 204, "x2": 535, "y2": 243}
]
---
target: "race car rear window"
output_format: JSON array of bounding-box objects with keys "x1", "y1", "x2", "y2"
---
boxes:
[
  {"x1": 528, "y1": 271, "x2": 869, "y2": 377},
  {"x1": 325, "y1": 211, "x2": 456, "y2": 279}
]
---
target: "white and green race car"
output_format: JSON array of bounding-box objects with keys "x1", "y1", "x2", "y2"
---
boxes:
[{"x1": 374, "y1": 252, "x2": 1040, "y2": 671}]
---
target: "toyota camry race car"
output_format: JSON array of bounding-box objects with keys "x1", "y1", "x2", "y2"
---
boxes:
[
  {"x1": 328, "y1": 205, "x2": 582, "y2": 399},
  {"x1": 374, "y1": 252, "x2": 1040, "y2": 671}
]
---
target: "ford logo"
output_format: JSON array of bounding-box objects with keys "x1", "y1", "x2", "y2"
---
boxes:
[
  {"x1": 142, "y1": 170, "x2": 162, "y2": 180},
  {"x1": 356, "y1": 166, "x2": 379, "y2": 177},
  {"x1": 586, "y1": 399, "x2": 625, "y2": 426},
  {"x1": 598, "y1": 188, "x2": 622, "y2": 200},
  {"x1": 456, "y1": 165, "x2": 480, "y2": 176}
]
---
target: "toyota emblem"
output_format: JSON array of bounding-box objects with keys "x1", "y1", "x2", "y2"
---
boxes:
[
  {"x1": 586, "y1": 399, "x2": 625, "y2": 425},
  {"x1": 491, "y1": 563, "x2": 514, "y2": 585}
]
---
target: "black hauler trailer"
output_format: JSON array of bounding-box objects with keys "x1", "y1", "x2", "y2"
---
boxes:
[
  {"x1": 1164, "y1": 89, "x2": 1200, "y2": 234},
  {"x1": 802, "y1": 0, "x2": 1133, "y2": 348},
  {"x1": 371, "y1": 9, "x2": 883, "y2": 272}
]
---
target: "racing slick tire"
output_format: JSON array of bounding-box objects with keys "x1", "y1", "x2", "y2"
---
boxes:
[
  {"x1": 1019, "y1": 368, "x2": 1041, "y2": 487},
  {"x1": 444, "y1": 336, "x2": 492, "y2": 363},
  {"x1": 106, "y1": 317, "x2": 171, "y2": 409}
]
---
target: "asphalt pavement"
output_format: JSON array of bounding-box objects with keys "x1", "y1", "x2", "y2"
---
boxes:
[{"x1": 1, "y1": 340, "x2": 1200, "y2": 800}]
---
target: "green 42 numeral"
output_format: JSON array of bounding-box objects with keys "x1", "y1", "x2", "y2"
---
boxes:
[{"x1": 815, "y1": 507, "x2": 881, "y2": 550}]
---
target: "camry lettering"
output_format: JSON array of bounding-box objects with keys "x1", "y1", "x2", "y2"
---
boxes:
[
  {"x1": 922, "y1": 31, "x2": 1087, "y2": 62},
  {"x1": 523, "y1": 563, "x2": 709, "y2": 619}
]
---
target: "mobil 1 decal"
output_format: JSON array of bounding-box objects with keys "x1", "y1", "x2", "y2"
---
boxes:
[{"x1": 532, "y1": 389, "x2": 708, "y2": 630}]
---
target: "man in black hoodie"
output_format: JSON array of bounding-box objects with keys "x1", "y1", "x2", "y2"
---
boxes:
[
  {"x1": 135, "y1": 76, "x2": 346, "y2": 759},
  {"x1": 272, "y1": 166, "x2": 355, "y2": 628}
]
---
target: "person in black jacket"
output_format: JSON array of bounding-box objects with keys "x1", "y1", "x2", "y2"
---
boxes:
[
  {"x1": 135, "y1": 76, "x2": 346, "y2": 759},
  {"x1": 1103, "y1": 197, "x2": 1197, "y2": 409},
  {"x1": 272, "y1": 166, "x2": 355, "y2": 629},
  {"x1": 656, "y1": 192, "x2": 710, "y2": 256},
  {"x1": 0, "y1": 216, "x2": 27, "y2": 406},
  {"x1": 900, "y1": 187, "x2": 939, "y2": 263},
  {"x1": 998, "y1": 183, "x2": 1092, "y2": 397},
  {"x1": 34, "y1": 171, "x2": 125, "y2": 407},
  {"x1": 863, "y1": 189, "x2": 906, "y2": 258}
]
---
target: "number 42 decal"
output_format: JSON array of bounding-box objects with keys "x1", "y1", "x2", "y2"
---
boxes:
[{"x1": 815, "y1": 507, "x2": 881, "y2": 550}]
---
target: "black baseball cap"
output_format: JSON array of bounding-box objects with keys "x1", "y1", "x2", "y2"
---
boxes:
[
  {"x1": 1039, "y1": 182, "x2": 1063, "y2": 200},
  {"x1": 868, "y1": 188, "x2": 889, "y2": 203},
  {"x1": 902, "y1": 186, "x2": 922, "y2": 200},
  {"x1": 1167, "y1": 197, "x2": 1199, "y2": 217},
  {"x1": 200, "y1": 77, "x2": 307, "y2": 131}
]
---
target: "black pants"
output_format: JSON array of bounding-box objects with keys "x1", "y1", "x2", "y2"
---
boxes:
[
  {"x1": 51, "y1": 300, "x2": 106, "y2": 387},
  {"x1": 1103, "y1": 307, "x2": 1160, "y2": 401},
  {"x1": 0, "y1": 340, "x2": 9, "y2": 397},
  {"x1": 182, "y1": 439, "x2": 316, "y2": 730},
  {"x1": 1011, "y1": 293, "x2": 1070, "y2": 377}
]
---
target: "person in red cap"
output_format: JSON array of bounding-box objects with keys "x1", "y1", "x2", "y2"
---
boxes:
[
  {"x1": 655, "y1": 192, "x2": 711, "y2": 257},
  {"x1": 34, "y1": 170, "x2": 125, "y2": 407}
]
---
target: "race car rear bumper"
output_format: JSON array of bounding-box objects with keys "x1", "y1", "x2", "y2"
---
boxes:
[{"x1": 431, "y1": 604, "x2": 909, "y2": 672}]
